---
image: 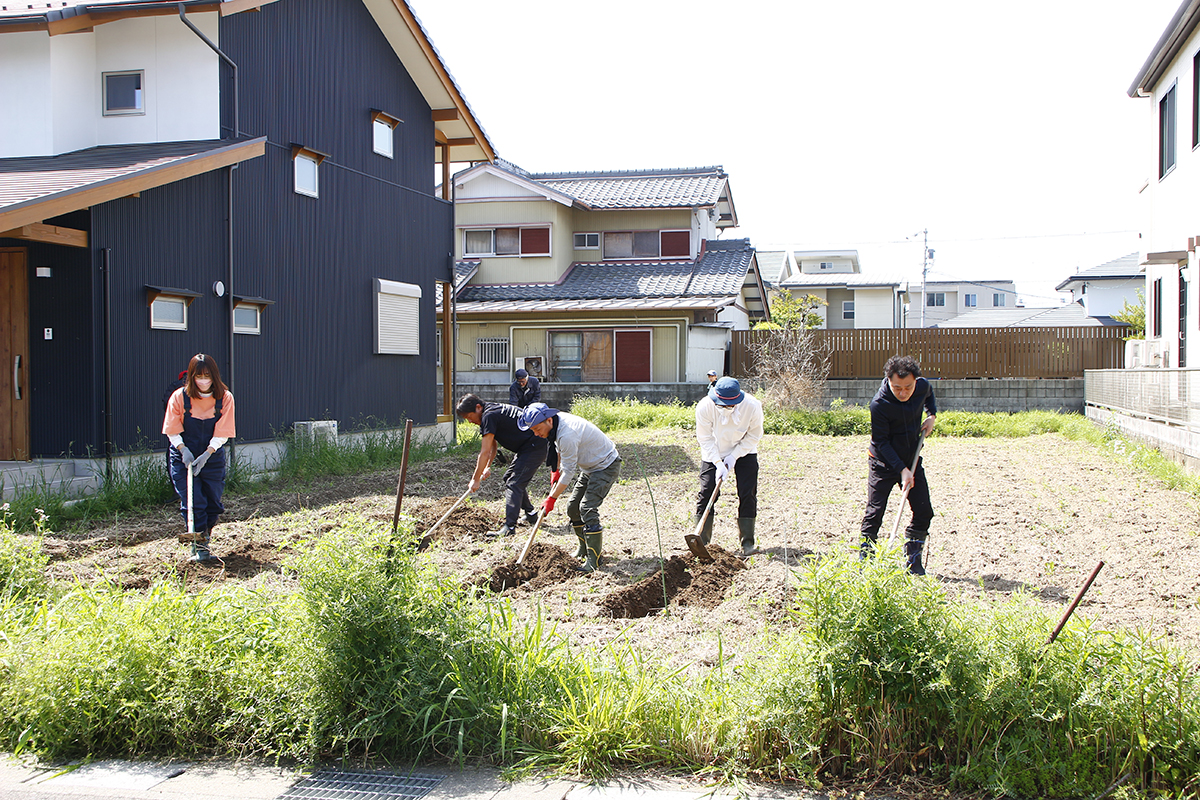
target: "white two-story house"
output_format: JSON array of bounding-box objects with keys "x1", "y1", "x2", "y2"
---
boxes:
[
  {"x1": 905, "y1": 279, "x2": 1019, "y2": 327},
  {"x1": 777, "y1": 250, "x2": 907, "y2": 329},
  {"x1": 1129, "y1": 0, "x2": 1200, "y2": 367}
]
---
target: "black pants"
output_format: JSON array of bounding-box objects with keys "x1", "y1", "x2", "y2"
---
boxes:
[
  {"x1": 504, "y1": 437, "x2": 548, "y2": 527},
  {"x1": 695, "y1": 453, "x2": 758, "y2": 520},
  {"x1": 861, "y1": 455, "x2": 933, "y2": 539}
]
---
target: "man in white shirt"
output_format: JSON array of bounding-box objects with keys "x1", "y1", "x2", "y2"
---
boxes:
[{"x1": 695, "y1": 376, "x2": 764, "y2": 556}]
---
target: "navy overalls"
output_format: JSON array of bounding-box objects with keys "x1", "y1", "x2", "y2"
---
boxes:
[{"x1": 168, "y1": 392, "x2": 227, "y2": 533}]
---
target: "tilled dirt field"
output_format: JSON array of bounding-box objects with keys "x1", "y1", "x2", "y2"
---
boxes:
[{"x1": 38, "y1": 428, "x2": 1200, "y2": 663}]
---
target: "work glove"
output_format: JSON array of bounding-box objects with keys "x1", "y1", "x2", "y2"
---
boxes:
[
  {"x1": 551, "y1": 470, "x2": 562, "y2": 487},
  {"x1": 722, "y1": 453, "x2": 737, "y2": 472},
  {"x1": 715, "y1": 459, "x2": 730, "y2": 482},
  {"x1": 191, "y1": 449, "x2": 212, "y2": 475},
  {"x1": 178, "y1": 445, "x2": 195, "y2": 465},
  {"x1": 542, "y1": 496, "x2": 557, "y2": 514}
]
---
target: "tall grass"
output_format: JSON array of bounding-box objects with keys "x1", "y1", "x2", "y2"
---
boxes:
[
  {"x1": 568, "y1": 396, "x2": 695, "y2": 431},
  {"x1": 0, "y1": 519, "x2": 1196, "y2": 796}
]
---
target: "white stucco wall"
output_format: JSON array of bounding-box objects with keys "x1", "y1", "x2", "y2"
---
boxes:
[
  {"x1": 716, "y1": 304, "x2": 751, "y2": 330},
  {"x1": 1137, "y1": 18, "x2": 1200, "y2": 366},
  {"x1": 1083, "y1": 281, "x2": 1142, "y2": 318},
  {"x1": 0, "y1": 12, "x2": 219, "y2": 158},
  {"x1": 686, "y1": 326, "x2": 728, "y2": 381},
  {"x1": 854, "y1": 288, "x2": 898, "y2": 327}
]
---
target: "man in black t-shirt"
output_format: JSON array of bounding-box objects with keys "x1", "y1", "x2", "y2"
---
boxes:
[{"x1": 456, "y1": 393, "x2": 556, "y2": 537}]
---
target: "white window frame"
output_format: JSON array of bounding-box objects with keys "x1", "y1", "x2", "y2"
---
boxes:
[
  {"x1": 993, "y1": 293, "x2": 1006, "y2": 307},
  {"x1": 964, "y1": 293, "x2": 977, "y2": 307},
  {"x1": 462, "y1": 226, "x2": 551, "y2": 258},
  {"x1": 819, "y1": 261, "x2": 833, "y2": 270},
  {"x1": 574, "y1": 232, "x2": 600, "y2": 249},
  {"x1": 233, "y1": 303, "x2": 261, "y2": 335},
  {"x1": 842, "y1": 300, "x2": 854, "y2": 320},
  {"x1": 150, "y1": 295, "x2": 188, "y2": 331},
  {"x1": 926, "y1": 292, "x2": 945, "y2": 307},
  {"x1": 602, "y1": 229, "x2": 690, "y2": 261},
  {"x1": 476, "y1": 337, "x2": 510, "y2": 369},
  {"x1": 374, "y1": 279, "x2": 421, "y2": 355},
  {"x1": 102, "y1": 70, "x2": 144, "y2": 116},
  {"x1": 372, "y1": 110, "x2": 401, "y2": 159},
  {"x1": 292, "y1": 145, "x2": 326, "y2": 199}
]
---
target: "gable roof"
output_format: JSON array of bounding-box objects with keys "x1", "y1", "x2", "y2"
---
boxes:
[
  {"x1": 451, "y1": 162, "x2": 738, "y2": 224},
  {"x1": 1128, "y1": 0, "x2": 1200, "y2": 96},
  {"x1": 0, "y1": 137, "x2": 265, "y2": 232},
  {"x1": 937, "y1": 303, "x2": 1128, "y2": 328},
  {"x1": 1054, "y1": 253, "x2": 1144, "y2": 291},
  {"x1": 452, "y1": 238, "x2": 757, "y2": 314},
  {"x1": 0, "y1": 0, "x2": 495, "y2": 162}
]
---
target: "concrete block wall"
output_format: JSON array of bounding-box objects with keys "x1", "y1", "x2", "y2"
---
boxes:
[{"x1": 441, "y1": 379, "x2": 1085, "y2": 414}]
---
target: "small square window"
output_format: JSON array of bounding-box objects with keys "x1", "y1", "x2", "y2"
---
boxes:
[
  {"x1": 295, "y1": 154, "x2": 319, "y2": 197},
  {"x1": 993, "y1": 293, "x2": 1006, "y2": 307},
  {"x1": 819, "y1": 261, "x2": 833, "y2": 270},
  {"x1": 103, "y1": 71, "x2": 144, "y2": 116},
  {"x1": 150, "y1": 296, "x2": 187, "y2": 331},
  {"x1": 842, "y1": 300, "x2": 855, "y2": 320},
  {"x1": 464, "y1": 229, "x2": 493, "y2": 255},
  {"x1": 233, "y1": 304, "x2": 261, "y2": 335},
  {"x1": 964, "y1": 293, "x2": 977, "y2": 307},
  {"x1": 926, "y1": 292, "x2": 945, "y2": 307},
  {"x1": 574, "y1": 232, "x2": 599, "y2": 249},
  {"x1": 373, "y1": 118, "x2": 395, "y2": 159}
]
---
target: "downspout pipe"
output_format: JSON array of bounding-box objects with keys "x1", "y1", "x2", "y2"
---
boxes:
[
  {"x1": 101, "y1": 248, "x2": 113, "y2": 479},
  {"x1": 177, "y1": 4, "x2": 238, "y2": 138}
]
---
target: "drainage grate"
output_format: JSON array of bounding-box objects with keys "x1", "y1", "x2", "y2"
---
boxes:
[{"x1": 275, "y1": 769, "x2": 444, "y2": 800}]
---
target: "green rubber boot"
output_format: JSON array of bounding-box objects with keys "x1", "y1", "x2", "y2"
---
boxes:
[
  {"x1": 697, "y1": 511, "x2": 715, "y2": 546},
  {"x1": 577, "y1": 530, "x2": 603, "y2": 574},
  {"x1": 738, "y1": 517, "x2": 760, "y2": 557},
  {"x1": 572, "y1": 523, "x2": 587, "y2": 559}
]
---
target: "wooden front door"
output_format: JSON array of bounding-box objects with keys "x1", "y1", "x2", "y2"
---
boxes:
[
  {"x1": 614, "y1": 329, "x2": 651, "y2": 382},
  {"x1": 0, "y1": 249, "x2": 30, "y2": 460}
]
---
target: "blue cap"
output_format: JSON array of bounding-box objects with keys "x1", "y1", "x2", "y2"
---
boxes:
[
  {"x1": 709, "y1": 376, "x2": 744, "y2": 406},
  {"x1": 517, "y1": 402, "x2": 559, "y2": 430},
  {"x1": 515, "y1": 368, "x2": 528, "y2": 378}
]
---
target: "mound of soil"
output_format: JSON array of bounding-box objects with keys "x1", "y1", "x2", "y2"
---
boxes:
[
  {"x1": 599, "y1": 545, "x2": 746, "y2": 618},
  {"x1": 412, "y1": 497, "x2": 502, "y2": 547},
  {"x1": 477, "y1": 542, "x2": 582, "y2": 593}
]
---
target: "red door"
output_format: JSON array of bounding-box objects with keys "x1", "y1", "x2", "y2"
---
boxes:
[
  {"x1": 0, "y1": 249, "x2": 30, "y2": 460},
  {"x1": 614, "y1": 330, "x2": 651, "y2": 382}
]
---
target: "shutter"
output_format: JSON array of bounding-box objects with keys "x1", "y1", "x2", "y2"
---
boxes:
[
  {"x1": 520, "y1": 227, "x2": 550, "y2": 255},
  {"x1": 660, "y1": 230, "x2": 690, "y2": 258},
  {"x1": 375, "y1": 279, "x2": 421, "y2": 354}
]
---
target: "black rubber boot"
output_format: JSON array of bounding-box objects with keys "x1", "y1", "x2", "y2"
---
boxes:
[
  {"x1": 577, "y1": 529, "x2": 603, "y2": 574},
  {"x1": 859, "y1": 533, "x2": 877, "y2": 560},
  {"x1": 738, "y1": 517, "x2": 760, "y2": 557},
  {"x1": 572, "y1": 523, "x2": 586, "y2": 559},
  {"x1": 697, "y1": 512, "x2": 714, "y2": 546},
  {"x1": 905, "y1": 537, "x2": 926, "y2": 575}
]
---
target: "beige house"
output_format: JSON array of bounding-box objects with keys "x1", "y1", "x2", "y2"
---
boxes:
[
  {"x1": 439, "y1": 162, "x2": 770, "y2": 385},
  {"x1": 905, "y1": 279, "x2": 1019, "y2": 327},
  {"x1": 778, "y1": 250, "x2": 907, "y2": 329}
]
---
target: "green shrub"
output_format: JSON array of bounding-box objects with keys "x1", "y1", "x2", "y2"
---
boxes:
[
  {"x1": 0, "y1": 506, "x2": 49, "y2": 603},
  {"x1": 570, "y1": 396, "x2": 695, "y2": 431}
]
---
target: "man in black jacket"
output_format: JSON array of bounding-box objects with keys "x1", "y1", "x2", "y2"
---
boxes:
[
  {"x1": 860, "y1": 355, "x2": 937, "y2": 574},
  {"x1": 509, "y1": 369, "x2": 541, "y2": 408}
]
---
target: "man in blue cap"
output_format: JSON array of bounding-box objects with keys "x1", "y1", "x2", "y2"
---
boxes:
[
  {"x1": 695, "y1": 376, "x2": 764, "y2": 556},
  {"x1": 519, "y1": 402, "x2": 621, "y2": 574},
  {"x1": 509, "y1": 368, "x2": 541, "y2": 409}
]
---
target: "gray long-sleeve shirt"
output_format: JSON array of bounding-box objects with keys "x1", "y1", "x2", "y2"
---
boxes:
[{"x1": 553, "y1": 411, "x2": 619, "y2": 486}]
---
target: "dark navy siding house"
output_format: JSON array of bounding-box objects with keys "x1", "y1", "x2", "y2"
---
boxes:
[{"x1": 0, "y1": 0, "x2": 491, "y2": 465}]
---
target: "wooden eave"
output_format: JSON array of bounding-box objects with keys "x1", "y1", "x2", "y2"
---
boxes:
[{"x1": 0, "y1": 137, "x2": 265, "y2": 233}]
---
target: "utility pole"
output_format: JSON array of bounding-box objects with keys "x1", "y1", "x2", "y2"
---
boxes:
[{"x1": 918, "y1": 229, "x2": 929, "y2": 328}]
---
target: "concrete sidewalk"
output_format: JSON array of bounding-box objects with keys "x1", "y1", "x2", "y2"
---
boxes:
[{"x1": 0, "y1": 755, "x2": 866, "y2": 800}]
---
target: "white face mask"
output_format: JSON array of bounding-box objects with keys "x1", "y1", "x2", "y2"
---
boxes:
[{"x1": 195, "y1": 378, "x2": 213, "y2": 391}]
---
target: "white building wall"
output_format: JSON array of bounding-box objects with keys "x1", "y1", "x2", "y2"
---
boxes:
[
  {"x1": 0, "y1": 33, "x2": 53, "y2": 157},
  {"x1": 0, "y1": 13, "x2": 220, "y2": 159},
  {"x1": 686, "y1": 326, "x2": 727, "y2": 381},
  {"x1": 854, "y1": 288, "x2": 896, "y2": 327},
  {"x1": 1138, "y1": 20, "x2": 1200, "y2": 366},
  {"x1": 716, "y1": 304, "x2": 751, "y2": 330},
  {"x1": 1085, "y1": 282, "x2": 1142, "y2": 318}
]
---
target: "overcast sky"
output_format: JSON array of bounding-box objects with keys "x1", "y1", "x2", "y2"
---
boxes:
[{"x1": 411, "y1": 0, "x2": 1183, "y2": 306}]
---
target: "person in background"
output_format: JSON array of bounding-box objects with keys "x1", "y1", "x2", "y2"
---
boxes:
[
  {"x1": 694, "y1": 376, "x2": 764, "y2": 557},
  {"x1": 162, "y1": 354, "x2": 236, "y2": 562},
  {"x1": 519, "y1": 402, "x2": 620, "y2": 574},
  {"x1": 707, "y1": 369, "x2": 719, "y2": 388},
  {"x1": 509, "y1": 368, "x2": 541, "y2": 408},
  {"x1": 860, "y1": 354, "x2": 937, "y2": 575},
  {"x1": 457, "y1": 394, "x2": 553, "y2": 537}
]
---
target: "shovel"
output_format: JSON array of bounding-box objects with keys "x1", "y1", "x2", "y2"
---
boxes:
[
  {"x1": 684, "y1": 474, "x2": 723, "y2": 563},
  {"x1": 177, "y1": 461, "x2": 202, "y2": 543},
  {"x1": 884, "y1": 431, "x2": 926, "y2": 548},
  {"x1": 416, "y1": 486, "x2": 472, "y2": 552},
  {"x1": 511, "y1": 505, "x2": 549, "y2": 581}
]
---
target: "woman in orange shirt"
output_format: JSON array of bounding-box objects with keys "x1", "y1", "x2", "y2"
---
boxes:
[{"x1": 161, "y1": 353, "x2": 236, "y2": 562}]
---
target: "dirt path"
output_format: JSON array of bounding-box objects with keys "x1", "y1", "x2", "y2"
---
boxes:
[{"x1": 39, "y1": 428, "x2": 1200, "y2": 662}]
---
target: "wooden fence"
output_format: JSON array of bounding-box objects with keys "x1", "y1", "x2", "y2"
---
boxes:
[{"x1": 731, "y1": 326, "x2": 1127, "y2": 379}]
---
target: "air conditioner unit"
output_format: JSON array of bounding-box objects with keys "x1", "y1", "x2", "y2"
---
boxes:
[
  {"x1": 294, "y1": 419, "x2": 338, "y2": 445},
  {"x1": 516, "y1": 356, "x2": 544, "y2": 378},
  {"x1": 1146, "y1": 340, "x2": 1166, "y2": 368},
  {"x1": 1125, "y1": 339, "x2": 1145, "y2": 368}
]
